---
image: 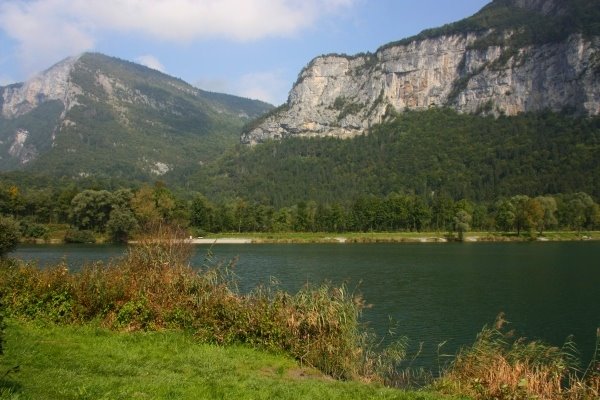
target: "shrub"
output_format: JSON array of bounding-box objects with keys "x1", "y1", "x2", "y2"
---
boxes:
[
  {"x1": 0, "y1": 299, "x2": 4, "y2": 355},
  {"x1": 0, "y1": 217, "x2": 20, "y2": 257},
  {"x1": 64, "y1": 229, "x2": 96, "y2": 244},
  {"x1": 435, "y1": 314, "x2": 600, "y2": 400},
  {"x1": 19, "y1": 220, "x2": 49, "y2": 239}
]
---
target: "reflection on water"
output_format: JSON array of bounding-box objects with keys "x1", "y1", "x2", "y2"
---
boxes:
[{"x1": 11, "y1": 241, "x2": 600, "y2": 371}]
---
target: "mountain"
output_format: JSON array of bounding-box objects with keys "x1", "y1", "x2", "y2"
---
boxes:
[
  {"x1": 0, "y1": 53, "x2": 272, "y2": 180},
  {"x1": 242, "y1": 0, "x2": 600, "y2": 144}
]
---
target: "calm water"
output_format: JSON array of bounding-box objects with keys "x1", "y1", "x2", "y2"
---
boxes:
[{"x1": 11, "y1": 241, "x2": 600, "y2": 370}]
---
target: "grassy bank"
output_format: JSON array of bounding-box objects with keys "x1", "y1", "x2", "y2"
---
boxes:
[
  {"x1": 0, "y1": 320, "x2": 449, "y2": 400},
  {"x1": 201, "y1": 231, "x2": 600, "y2": 243}
]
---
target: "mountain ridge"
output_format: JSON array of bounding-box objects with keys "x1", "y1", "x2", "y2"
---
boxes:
[
  {"x1": 0, "y1": 52, "x2": 273, "y2": 177},
  {"x1": 241, "y1": 0, "x2": 600, "y2": 144}
]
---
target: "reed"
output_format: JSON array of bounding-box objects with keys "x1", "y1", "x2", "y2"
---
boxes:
[{"x1": 435, "y1": 314, "x2": 600, "y2": 400}]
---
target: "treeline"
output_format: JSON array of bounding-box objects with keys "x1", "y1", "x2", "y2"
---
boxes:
[{"x1": 1, "y1": 181, "x2": 598, "y2": 244}]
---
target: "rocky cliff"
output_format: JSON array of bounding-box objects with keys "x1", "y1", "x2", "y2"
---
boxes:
[{"x1": 242, "y1": 0, "x2": 600, "y2": 144}]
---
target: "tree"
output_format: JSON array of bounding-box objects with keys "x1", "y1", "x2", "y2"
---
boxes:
[
  {"x1": 535, "y1": 196, "x2": 558, "y2": 235},
  {"x1": 69, "y1": 190, "x2": 114, "y2": 232},
  {"x1": 495, "y1": 199, "x2": 515, "y2": 232},
  {"x1": 190, "y1": 195, "x2": 215, "y2": 233},
  {"x1": 431, "y1": 194, "x2": 454, "y2": 232},
  {"x1": 106, "y1": 208, "x2": 138, "y2": 243},
  {"x1": 0, "y1": 216, "x2": 20, "y2": 257},
  {"x1": 563, "y1": 192, "x2": 598, "y2": 232},
  {"x1": 454, "y1": 210, "x2": 472, "y2": 241},
  {"x1": 131, "y1": 186, "x2": 161, "y2": 226},
  {"x1": 409, "y1": 196, "x2": 431, "y2": 232}
]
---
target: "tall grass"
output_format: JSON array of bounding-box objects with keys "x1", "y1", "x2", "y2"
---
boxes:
[
  {"x1": 0, "y1": 223, "x2": 405, "y2": 381},
  {"x1": 435, "y1": 314, "x2": 600, "y2": 400}
]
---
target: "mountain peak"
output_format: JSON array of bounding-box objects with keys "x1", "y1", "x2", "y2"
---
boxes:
[
  {"x1": 0, "y1": 52, "x2": 273, "y2": 176},
  {"x1": 1, "y1": 55, "x2": 81, "y2": 119}
]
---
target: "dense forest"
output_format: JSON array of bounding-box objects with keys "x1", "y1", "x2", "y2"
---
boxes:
[{"x1": 186, "y1": 109, "x2": 600, "y2": 205}]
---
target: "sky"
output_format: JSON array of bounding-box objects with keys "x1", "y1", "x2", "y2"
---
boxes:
[{"x1": 0, "y1": 0, "x2": 490, "y2": 105}]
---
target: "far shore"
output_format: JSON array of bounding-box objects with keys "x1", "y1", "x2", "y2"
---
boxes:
[
  {"x1": 184, "y1": 231, "x2": 600, "y2": 244},
  {"x1": 21, "y1": 231, "x2": 600, "y2": 245}
]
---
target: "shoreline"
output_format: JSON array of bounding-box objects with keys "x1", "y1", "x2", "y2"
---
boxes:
[
  {"x1": 187, "y1": 232, "x2": 600, "y2": 244},
  {"x1": 21, "y1": 231, "x2": 600, "y2": 245}
]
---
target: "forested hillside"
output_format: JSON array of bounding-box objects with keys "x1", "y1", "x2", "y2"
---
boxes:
[{"x1": 189, "y1": 109, "x2": 600, "y2": 206}]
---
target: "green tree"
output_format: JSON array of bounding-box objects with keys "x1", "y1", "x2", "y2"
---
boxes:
[
  {"x1": 0, "y1": 216, "x2": 20, "y2": 257},
  {"x1": 409, "y1": 196, "x2": 431, "y2": 232},
  {"x1": 563, "y1": 192, "x2": 598, "y2": 232},
  {"x1": 69, "y1": 190, "x2": 114, "y2": 232},
  {"x1": 495, "y1": 199, "x2": 515, "y2": 232},
  {"x1": 272, "y1": 207, "x2": 293, "y2": 232},
  {"x1": 106, "y1": 208, "x2": 138, "y2": 243},
  {"x1": 454, "y1": 209, "x2": 472, "y2": 241},
  {"x1": 431, "y1": 194, "x2": 454, "y2": 232},
  {"x1": 131, "y1": 185, "x2": 161, "y2": 226},
  {"x1": 535, "y1": 196, "x2": 558, "y2": 235},
  {"x1": 190, "y1": 195, "x2": 215, "y2": 233}
]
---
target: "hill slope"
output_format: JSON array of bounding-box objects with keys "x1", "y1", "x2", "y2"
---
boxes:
[
  {"x1": 0, "y1": 53, "x2": 272, "y2": 180},
  {"x1": 190, "y1": 109, "x2": 600, "y2": 206}
]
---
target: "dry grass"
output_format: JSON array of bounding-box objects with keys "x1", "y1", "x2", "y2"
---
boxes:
[{"x1": 435, "y1": 314, "x2": 600, "y2": 400}]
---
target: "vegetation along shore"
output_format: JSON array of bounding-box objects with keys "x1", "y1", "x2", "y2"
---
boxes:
[{"x1": 1, "y1": 225, "x2": 598, "y2": 399}]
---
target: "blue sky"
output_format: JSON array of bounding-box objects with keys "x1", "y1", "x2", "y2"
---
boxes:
[{"x1": 0, "y1": 0, "x2": 490, "y2": 105}]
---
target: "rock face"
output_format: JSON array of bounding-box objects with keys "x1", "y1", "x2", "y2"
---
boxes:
[
  {"x1": 242, "y1": 0, "x2": 600, "y2": 144},
  {"x1": 1, "y1": 56, "x2": 81, "y2": 119}
]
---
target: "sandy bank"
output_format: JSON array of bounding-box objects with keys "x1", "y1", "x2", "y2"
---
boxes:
[{"x1": 191, "y1": 238, "x2": 252, "y2": 244}]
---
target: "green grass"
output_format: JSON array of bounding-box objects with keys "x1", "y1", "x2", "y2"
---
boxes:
[{"x1": 0, "y1": 320, "x2": 454, "y2": 400}]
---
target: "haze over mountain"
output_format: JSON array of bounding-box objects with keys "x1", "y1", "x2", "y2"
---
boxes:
[
  {"x1": 242, "y1": 0, "x2": 600, "y2": 144},
  {"x1": 0, "y1": 52, "x2": 272, "y2": 180}
]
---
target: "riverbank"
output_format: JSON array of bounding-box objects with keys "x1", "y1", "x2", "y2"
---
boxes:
[
  {"x1": 191, "y1": 231, "x2": 600, "y2": 244},
  {"x1": 0, "y1": 320, "x2": 448, "y2": 400},
  {"x1": 21, "y1": 229, "x2": 600, "y2": 245}
]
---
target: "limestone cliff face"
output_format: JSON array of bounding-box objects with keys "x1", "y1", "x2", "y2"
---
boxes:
[
  {"x1": 242, "y1": 1, "x2": 600, "y2": 144},
  {"x1": 1, "y1": 56, "x2": 82, "y2": 119}
]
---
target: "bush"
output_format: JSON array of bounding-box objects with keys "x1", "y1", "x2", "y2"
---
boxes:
[
  {"x1": 64, "y1": 229, "x2": 96, "y2": 244},
  {"x1": 0, "y1": 217, "x2": 20, "y2": 257},
  {"x1": 0, "y1": 300, "x2": 4, "y2": 355},
  {"x1": 20, "y1": 221, "x2": 49, "y2": 239},
  {"x1": 436, "y1": 314, "x2": 600, "y2": 400}
]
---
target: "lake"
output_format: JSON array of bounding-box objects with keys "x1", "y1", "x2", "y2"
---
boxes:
[{"x1": 10, "y1": 241, "x2": 600, "y2": 371}]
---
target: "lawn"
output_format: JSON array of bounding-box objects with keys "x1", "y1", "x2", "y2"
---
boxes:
[{"x1": 0, "y1": 320, "x2": 456, "y2": 400}]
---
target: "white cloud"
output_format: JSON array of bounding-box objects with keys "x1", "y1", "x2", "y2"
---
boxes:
[
  {"x1": 0, "y1": 0, "x2": 356, "y2": 76},
  {"x1": 136, "y1": 55, "x2": 166, "y2": 73},
  {"x1": 0, "y1": 1, "x2": 94, "y2": 77}
]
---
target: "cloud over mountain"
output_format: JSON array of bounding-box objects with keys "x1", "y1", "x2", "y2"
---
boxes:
[{"x1": 0, "y1": 0, "x2": 355, "y2": 78}]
